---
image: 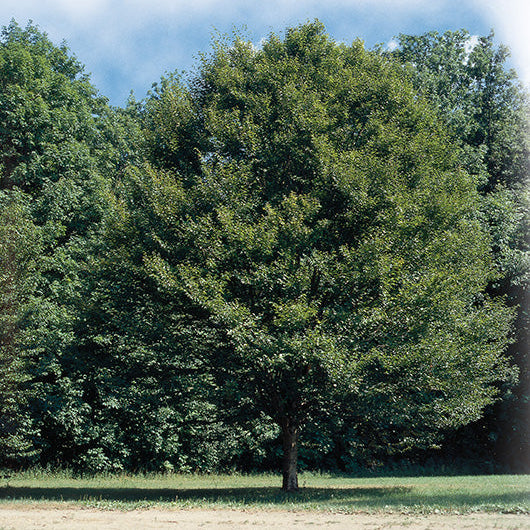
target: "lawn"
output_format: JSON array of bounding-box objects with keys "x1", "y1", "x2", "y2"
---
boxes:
[{"x1": 0, "y1": 471, "x2": 528, "y2": 514}]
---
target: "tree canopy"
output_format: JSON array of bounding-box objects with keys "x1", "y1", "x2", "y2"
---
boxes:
[{"x1": 133, "y1": 22, "x2": 515, "y2": 489}]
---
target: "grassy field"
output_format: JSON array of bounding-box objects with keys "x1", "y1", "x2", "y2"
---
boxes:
[{"x1": 0, "y1": 471, "x2": 528, "y2": 514}]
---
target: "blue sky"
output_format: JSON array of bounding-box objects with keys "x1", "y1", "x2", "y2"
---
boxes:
[{"x1": 1, "y1": 0, "x2": 529, "y2": 106}]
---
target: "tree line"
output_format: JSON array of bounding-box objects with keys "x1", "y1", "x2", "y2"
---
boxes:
[{"x1": 0, "y1": 20, "x2": 527, "y2": 489}]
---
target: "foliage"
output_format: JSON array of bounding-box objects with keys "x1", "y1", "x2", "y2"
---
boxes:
[
  {"x1": 391, "y1": 28, "x2": 529, "y2": 471},
  {"x1": 392, "y1": 30, "x2": 529, "y2": 191},
  {"x1": 0, "y1": 20, "x2": 143, "y2": 468},
  {"x1": 67, "y1": 163, "x2": 280, "y2": 473},
  {"x1": 0, "y1": 20, "x2": 524, "y2": 479},
  {"x1": 138, "y1": 22, "x2": 515, "y2": 488},
  {"x1": 0, "y1": 192, "x2": 41, "y2": 465}
]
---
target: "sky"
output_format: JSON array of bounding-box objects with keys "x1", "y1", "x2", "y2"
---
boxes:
[{"x1": 1, "y1": 0, "x2": 529, "y2": 106}]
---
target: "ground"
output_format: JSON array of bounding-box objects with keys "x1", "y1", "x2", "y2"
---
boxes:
[{"x1": 0, "y1": 507, "x2": 529, "y2": 529}]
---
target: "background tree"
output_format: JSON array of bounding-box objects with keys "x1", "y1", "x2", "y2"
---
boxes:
[
  {"x1": 0, "y1": 20, "x2": 143, "y2": 468},
  {"x1": 0, "y1": 192, "x2": 41, "y2": 466},
  {"x1": 391, "y1": 29, "x2": 529, "y2": 471},
  {"x1": 0, "y1": 20, "x2": 273, "y2": 473},
  {"x1": 140, "y1": 22, "x2": 515, "y2": 489}
]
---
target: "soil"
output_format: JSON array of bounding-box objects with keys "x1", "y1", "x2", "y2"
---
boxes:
[{"x1": 0, "y1": 506, "x2": 529, "y2": 530}]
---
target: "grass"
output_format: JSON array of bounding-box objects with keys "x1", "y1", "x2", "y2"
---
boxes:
[{"x1": 0, "y1": 470, "x2": 528, "y2": 514}]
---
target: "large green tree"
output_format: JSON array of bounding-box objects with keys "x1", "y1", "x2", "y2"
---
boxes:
[{"x1": 139, "y1": 22, "x2": 514, "y2": 489}]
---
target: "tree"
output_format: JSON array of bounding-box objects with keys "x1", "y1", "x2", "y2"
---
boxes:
[
  {"x1": 140, "y1": 22, "x2": 514, "y2": 489},
  {"x1": 0, "y1": 20, "x2": 265, "y2": 472},
  {"x1": 392, "y1": 29, "x2": 529, "y2": 471},
  {"x1": 0, "y1": 20, "x2": 141, "y2": 467},
  {"x1": 0, "y1": 192, "x2": 41, "y2": 466},
  {"x1": 392, "y1": 30, "x2": 529, "y2": 192}
]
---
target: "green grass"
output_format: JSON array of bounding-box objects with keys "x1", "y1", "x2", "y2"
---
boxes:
[{"x1": 0, "y1": 470, "x2": 528, "y2": 514}]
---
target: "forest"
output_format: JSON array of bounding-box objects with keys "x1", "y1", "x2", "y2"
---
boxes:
[{"x1": 0, "y1": 19, "x2": 528, "y2": 491}]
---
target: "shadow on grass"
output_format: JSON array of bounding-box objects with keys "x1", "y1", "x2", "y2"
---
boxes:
[{"x1": 0, "y1": 485, "x2": 528, "y2": 508}]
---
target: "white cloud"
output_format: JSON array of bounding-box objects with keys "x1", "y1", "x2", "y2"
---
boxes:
[
  {"x1": 387, "y1": 39, "x2": 399, "y2": 51},
  {"x1": 52, "y1": 0, "x2": 110, "y2": 20},
  {"x1": 473, "y1": 0, "x2": 530, "y2": 86},
  {"x1": 462, "y1": 34, "x2": 479, "y2": 64}
]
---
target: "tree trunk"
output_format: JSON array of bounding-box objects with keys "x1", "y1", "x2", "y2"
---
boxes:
[{"x1": 281, "y1": 418, "x2": 299, "y2": 491}]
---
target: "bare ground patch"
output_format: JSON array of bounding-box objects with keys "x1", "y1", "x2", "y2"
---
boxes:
[{"x1": 0, "y1": 506, "x2": 529, "y2": 530}]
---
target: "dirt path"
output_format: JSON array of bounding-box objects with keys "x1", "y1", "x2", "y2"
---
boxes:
[{"x1": 0, "y1": 507, "x2": 529, "y2": 529}]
